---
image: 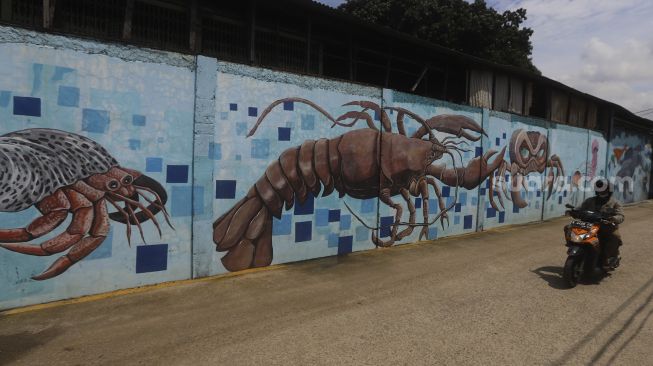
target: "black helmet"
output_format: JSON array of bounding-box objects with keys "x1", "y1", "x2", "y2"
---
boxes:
[{"x1": 594, "y1": 178, "x2": 613, "y2": 197}]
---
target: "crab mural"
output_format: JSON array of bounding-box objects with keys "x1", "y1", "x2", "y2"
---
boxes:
[
  {"x1": 0, "y1": 129, "x2": 172, "y2": 280},
  {"x1": 490, "y1": 129, "x2": 565, "y2": 209}
]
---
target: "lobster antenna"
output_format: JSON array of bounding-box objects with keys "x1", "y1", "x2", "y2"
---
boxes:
[
  {"x1": 247, "y1": 98, "x2": 338, "y2": 137},
  {"x1": 343, "y1": 201, "x2": 379, "y2": 230}
]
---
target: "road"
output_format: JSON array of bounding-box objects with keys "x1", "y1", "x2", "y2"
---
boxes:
[{"x1": 1, "y1": 202, "x2": 652, "y2": 365}]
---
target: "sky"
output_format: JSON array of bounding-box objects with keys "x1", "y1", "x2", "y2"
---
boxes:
[{"x1": 315, "y1": 0, "x2": 653, "y2": 116}]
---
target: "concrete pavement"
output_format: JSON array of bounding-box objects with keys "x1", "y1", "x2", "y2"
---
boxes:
[{"x1": 1, "y1": 201, "x2": 653, "y2": 365}]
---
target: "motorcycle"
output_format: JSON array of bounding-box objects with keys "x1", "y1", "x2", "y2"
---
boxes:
[{"x1": 562, "y1": 204, "x2": 619, "y2": 288}]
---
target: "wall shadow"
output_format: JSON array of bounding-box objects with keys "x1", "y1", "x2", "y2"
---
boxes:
[{"x1": 0, "y1": 327, "x2": 61, "y2": 365}]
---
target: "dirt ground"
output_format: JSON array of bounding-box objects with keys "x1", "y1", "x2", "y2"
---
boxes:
[{"x1": 1, "y1": 201, "x2": 652, "y2": 366}]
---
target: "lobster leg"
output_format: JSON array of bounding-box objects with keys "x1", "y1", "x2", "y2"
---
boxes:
[
  {"x1": 418, "y1": 180, "x2": 430, "y2": 240},
  {"x1": 426, "y1": 177, "x2": 449, "y2": 228},
  {"x1": 395, "y1": 188, "x2": 416, "y2": 240},
  {"x1": 342, "y1": 101, "x2": 392, "y2": 132},
  {"x1": 335, "y1": 111, "x2": 379, "y2": 130},
  {"x1": 371, "y1": 188, "x2": 403, "y2": 247}
]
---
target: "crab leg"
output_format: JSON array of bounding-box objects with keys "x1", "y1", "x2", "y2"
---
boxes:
[
  {"x1": 0, "y1": 190, "x2": 69, "y2": 243},
  {"x1": 0, "y1": 190, "x2": 93, "y2": 256},
  {"x1": 32, "y1": 199, "x2": 110, "y2": 281}
]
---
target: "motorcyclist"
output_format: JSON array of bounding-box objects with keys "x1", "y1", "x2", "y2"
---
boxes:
[{"x1": 577, "y1": 179, "x2": 625, "y2": 269}]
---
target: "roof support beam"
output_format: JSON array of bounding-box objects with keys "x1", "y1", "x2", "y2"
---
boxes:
[
  {"x1": 122, "y1": 0, "x2": 134, "y2": 40},
  {"x1": 42, "y1": 0, "x2": 56, "y2": 29}
]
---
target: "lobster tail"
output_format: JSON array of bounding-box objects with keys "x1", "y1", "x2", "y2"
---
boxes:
[
  {"x1": 213, "y1": 137, "x2": 342, "y2": 271},
  {"x1": 213, "y1": 188, "x2": 274, "y2": 271}
]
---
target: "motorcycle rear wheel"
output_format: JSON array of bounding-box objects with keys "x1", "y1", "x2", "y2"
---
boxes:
[{"x1": 563, "y1": 256, "x2": 583, "y2": 288}]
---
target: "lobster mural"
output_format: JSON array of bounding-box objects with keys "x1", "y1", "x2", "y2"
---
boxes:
[
  {"x1": 490, "y1": 129, "x2": 565, "y2": 210},
  {"x1": 212, "y1": 98, "x2": 506, "y2": 272},
  {"x1": 0, "y1": 129, "x2": 172, "y2": 280}
]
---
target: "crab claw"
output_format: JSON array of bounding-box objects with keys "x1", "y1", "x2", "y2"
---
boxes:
[
  {"x1": 411, "y1": 115, "x2": 488, "y2": 141},
  {"x1": 510, "y1": 164, "x2": 528, "y2": 208},
  {"x1": 427, "y1": 147, "x2": 507, "y2": 189},
  {"x1": 545, "y1": 155, "x2": 565, "y2": 200}
]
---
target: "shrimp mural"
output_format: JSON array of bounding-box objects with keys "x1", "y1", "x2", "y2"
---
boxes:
[{"x1": 212, "y1": 98, "x2": 509, "y2": 271}]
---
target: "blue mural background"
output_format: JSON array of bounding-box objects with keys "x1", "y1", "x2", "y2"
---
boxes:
[
  {"x1": 608, "y1": 127, "x2": 652, "y2": 204},
  {"x1": 543, "y1": 124, "x2": 590, "y2": 219},
  {"x1": 0, "y1": 43, "x2": 195, "y2": 309}
]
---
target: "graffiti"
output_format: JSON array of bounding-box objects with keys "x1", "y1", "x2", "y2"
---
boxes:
[
  {"x1": 0, "y1": 129, "x2": 171, "y2": 280},
  {"x1": 608, "y1": 128, "x2": 652, "y2": 204},
  {"x1": 212, "y1": 98, "x2": 505, "y2": 272},
  {"x1": 589, "y1": 139, "x2": 600, "y2": 179},
  {"x1": 492, "y1": 129, "x2": 564, "y2": 209}
]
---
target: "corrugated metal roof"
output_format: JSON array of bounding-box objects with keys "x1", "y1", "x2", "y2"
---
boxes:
[{"x1": 292, "y1": 0, "x2": 652, "y2": 128}]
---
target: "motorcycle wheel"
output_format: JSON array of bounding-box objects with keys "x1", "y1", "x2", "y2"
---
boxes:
[{"x1": 563, "y1": 256, "x2": 583, "y2": 288}]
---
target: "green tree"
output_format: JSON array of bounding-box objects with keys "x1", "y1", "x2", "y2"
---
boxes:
[{"x1": 338, "y1": 0, "x2": 539, "y2": 73}]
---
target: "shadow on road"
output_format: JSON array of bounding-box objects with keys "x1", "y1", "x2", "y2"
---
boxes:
[
  {"x1": 532, "y1": 266, "x2": 570, "y2": 290},
  {"x1": 552, "y1": 274, "x2": 653, "y2": 365},
  {"x1": 0, "y1": 327, "x2": 61, "y2": 365}
]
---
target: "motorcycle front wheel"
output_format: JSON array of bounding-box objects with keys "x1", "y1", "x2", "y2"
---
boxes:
[{"x1": 563, "y1": 256, "x2": 583, "y2": 288}]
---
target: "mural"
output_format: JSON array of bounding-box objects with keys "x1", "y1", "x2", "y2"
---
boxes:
[
  {"x1": 609, "y1": 127, "x2": 652, "y2": 203},
  {"x1": 1, "y1": 29, "x2": 650, "y2": 310},
  {"x1": 492, "y1": 128, "x2": 564, "y2": 210},
  {"x1": 0, "y1": 37, "x2": 194, "y2": 310},
  {"x1": 212, "y1": 98, "x2": 505, "y2": 271},
  {"x1": 0, "y1": 129, "x2": 171, "y2": 280}
]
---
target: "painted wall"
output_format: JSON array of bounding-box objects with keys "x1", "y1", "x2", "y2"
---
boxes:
[
  {"x1": 0, "y1": 30, "x2": 195, "y2": 310},
  {"x1": 608, "y1": 126, "x2": 652, "y2": 204},
  {"x1": 1, "y1": 27, "x2": 650, "y2": 310}
]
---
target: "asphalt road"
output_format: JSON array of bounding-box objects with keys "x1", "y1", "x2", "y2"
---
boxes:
[{"x1": 1, "y1": 201, "x2": 653, "y2": 366}]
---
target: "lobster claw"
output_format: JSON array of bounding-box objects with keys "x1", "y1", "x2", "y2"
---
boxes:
[
  {"x1": 427, "y1": 147, "x2": 506, "y2": 189},
  {"x1": 411, "y1": 115, "x2": 487, "y2": 141}
]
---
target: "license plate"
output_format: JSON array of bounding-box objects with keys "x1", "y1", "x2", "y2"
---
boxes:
[{"x1": 571, "y1": 220, "x2": 592, "y2": 229}]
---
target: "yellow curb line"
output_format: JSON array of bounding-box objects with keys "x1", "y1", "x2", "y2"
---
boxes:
[
  {"x1": 0, "y1": 264, "x2": 287, "y2": 316},
  {"x1": 3, "y1": 201, "x2": 649, "y2": 317}
]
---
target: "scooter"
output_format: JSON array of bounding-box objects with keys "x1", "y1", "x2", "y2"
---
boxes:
[{"x1": 562, "y1": 204, "x2": 619, "y2": 288}]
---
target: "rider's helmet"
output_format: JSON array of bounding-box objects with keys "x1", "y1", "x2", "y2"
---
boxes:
[{"x1": 594, "y1": 178, "x2": 613, "y2": 200}]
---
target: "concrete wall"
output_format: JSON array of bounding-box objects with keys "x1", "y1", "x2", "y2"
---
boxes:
[
  {"x1": 0, "y1": 27, "x2": 195, "y2": 309},
  {"x1": 0, "y1": 27, "x2": 649, "y2": 310}
]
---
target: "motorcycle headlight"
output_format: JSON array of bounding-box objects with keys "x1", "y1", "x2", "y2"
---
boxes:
[{"x1": 570, "y1": 232, "x2": 590, "y2": 242}]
